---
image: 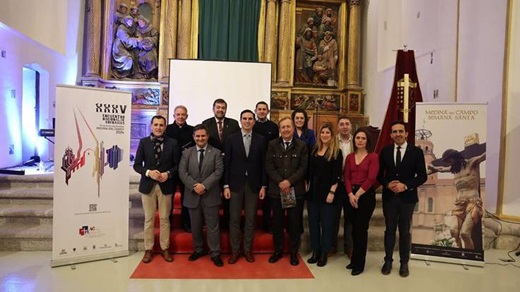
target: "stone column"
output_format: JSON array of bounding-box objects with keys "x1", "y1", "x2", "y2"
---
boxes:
[
  {"x1": 347, "y1": 0, "x2": 361, "y2": 87},
  {"x1": 178, "y1": 0, "x2": 192, "y2": 59},
  {"x1": 276, "y1": 0, "x2": 291, "y2": 84},
  {"x1": 84, "y1": 0, "x2": 102, "y2": 77},
  {"x1": 158, "y1": 0, "x2": 178, "y2": 81},
  {"x1": 265, "y1": 0, "x2": 278, "y2": 81}
]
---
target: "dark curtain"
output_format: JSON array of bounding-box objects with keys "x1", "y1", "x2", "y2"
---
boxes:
[{"x1": 198, "y1": 0, "x2": 261, "y2": 61}]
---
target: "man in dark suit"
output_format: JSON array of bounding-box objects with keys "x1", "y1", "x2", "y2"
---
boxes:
[
  {"x1": 223, "y1": 109, "x2": 267, "y2": 264},
  {"x1": 378, "y1": 120, "x2": 427, "y2": 277},
  {"x1": 202, "y1": 98, "x2": 240, "y2": 152},
  {"x1": 265, "y1": 117, "x2": 308, "y2": 266},
  {"x1": 179, "y1": 124, "x2": 225, "y2": 267},
  {"x1": 202, "y1": 98, "x2": 240, "y2": 229},
  {"x1": 165, "y1": 105, "x2": 194, "y2": 232},
  {"x1": 133, "y1": 115, "x2": 179, "y2": 264},
  {"x1": 253, "y1": 101, "x2": 279, "y2": 233}
]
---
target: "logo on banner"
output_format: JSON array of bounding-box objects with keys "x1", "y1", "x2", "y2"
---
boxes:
[{"x1": 60, "y1": 107, "x2": 125, "y2": 197}]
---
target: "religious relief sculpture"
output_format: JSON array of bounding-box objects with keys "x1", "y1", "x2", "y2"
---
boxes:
[
  {"x1": 112, "y1": 16, "x2": 140, "y2": 79},
  {"x1": 135, "y1": 16, "x2": 159, "y2": 79},
  {"x1": 111, "y1": 6, "x2": 159, "y2": 80},
  {"x1": 294, "y1": 4, "x2": 340, "y2": 87}
]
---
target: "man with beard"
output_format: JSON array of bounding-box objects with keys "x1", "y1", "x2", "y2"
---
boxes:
[{"x1": 202, "y1": 98, "x2": 240, "y2": 228}]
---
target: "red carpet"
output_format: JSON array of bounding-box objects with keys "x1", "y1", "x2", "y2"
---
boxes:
[{"x1": 130, "y1": 253, "x2": 314, "y2": 279}]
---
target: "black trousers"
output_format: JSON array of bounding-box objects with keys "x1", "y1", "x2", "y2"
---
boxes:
[
  {"x1": 307, "y1": 199, "x2": 337, "y2": 254},
  {"x1": 334, "y1": 183, "x2": 353, "y2": 251},
  {"x1": 261, "y1": 195, "x2": 272, "y2": 230},
  {"x1": 382, "y1": 195, "x2": 416, "y2": 264},
  {"x1": 346, "y1": 189, "x2": 376, "y2": 270},
  {"x1": 271, "y1": 197, "x2": 304, "y2": 254},
  {"x1": 170, "y1": 180, "x2": 190, "y2": 228}
]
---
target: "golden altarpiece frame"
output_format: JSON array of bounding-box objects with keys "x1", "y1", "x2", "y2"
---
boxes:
[{"x1": 81, "y1": 0, "x2": 366, "y2": 153}]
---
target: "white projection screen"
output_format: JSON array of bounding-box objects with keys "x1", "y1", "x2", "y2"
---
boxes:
[{"x1": 168, "y1": 60, "x2": 272, "y2": 125}]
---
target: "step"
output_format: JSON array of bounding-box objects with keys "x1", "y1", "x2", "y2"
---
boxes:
[
  {"x1": 0, "y1": 204, "x2": 53, "y2": 225},
  {"x1": 0, "y1": 222, "x2": 52, "y2": 250},
  {"x1": 0, "y1": 188, "x2": 54, "y2": 205},
  {"x1": 0, "y1": 173, "x2": 54, "y2": 189}
]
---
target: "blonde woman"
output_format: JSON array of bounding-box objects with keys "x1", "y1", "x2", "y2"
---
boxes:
[{"x1": 306, "y1": 123, "x2": 343, "y2": 267}]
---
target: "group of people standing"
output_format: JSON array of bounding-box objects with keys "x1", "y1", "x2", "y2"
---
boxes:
[{"x1": 133, "y1": 98, "x2": 427, "y2": 278}]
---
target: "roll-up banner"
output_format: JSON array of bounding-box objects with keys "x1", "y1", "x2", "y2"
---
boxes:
[
  {"x1": 412, "y1": 102, "x2": 487, "y2": 267},
  {"x1": 52, "y1": 85, "x2": 130, "y2": 267}
]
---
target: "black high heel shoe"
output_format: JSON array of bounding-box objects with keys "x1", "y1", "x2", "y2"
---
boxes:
[{"x1": 307, "y1": 251, "x2": 320, "y2": 264}]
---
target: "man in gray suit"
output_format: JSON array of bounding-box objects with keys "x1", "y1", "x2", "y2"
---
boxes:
[{"x1": 179, "y1": 124, "x2": 225, "y2": 267}]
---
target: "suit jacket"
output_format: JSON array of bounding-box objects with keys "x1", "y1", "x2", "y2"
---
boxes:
[
  {"x1": 377, "y1": 143, "x2": 427, "y2": 203},
  {"x1": 133, "y1": 136, "x2": 179, "y2": 195},
  {"x1": 179, "y1": 144, "x2": 224, "y2": 208},
  {"x1": 265, "y1": 137, "x2": 308, "y2": 199},
  {"x1": 224, "y1": 131, "x2": 267, "y2": 194},
  {"x1": 202, "y1": 117, "x2": 240, "y2": 152}
]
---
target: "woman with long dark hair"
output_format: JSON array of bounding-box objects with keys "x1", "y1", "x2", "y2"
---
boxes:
[
  {"x1": 291, "y1": 109, "x2": 316, "y2": 150},
  {"x1": 344, "y1": 127, "x2": 379, "y2": 275}
]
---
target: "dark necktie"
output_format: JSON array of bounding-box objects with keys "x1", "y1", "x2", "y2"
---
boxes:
[
  {"x1": 198, "y1": 149, "x2": 205, "y2": 171},
  {"x1": 285, "y1": 141, "x2": 291, "y2": 151},
  {"x1": 151, "y1": 135, "x2": 164, "y2": 166},
  {"x1": 217, "y1": 120, "x2": 223, "y2": 141},
  {"x1": 396, "y1": 146, "x2": 402, "y2": 168}
]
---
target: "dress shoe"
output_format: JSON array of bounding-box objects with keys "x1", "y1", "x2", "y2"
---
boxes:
[
  {"x1": 228, "y1": 252, "x2": 240, "y2": 264},
  {"x1": 142, "y1": 250, "x2": 153, "y2": 263},
  {"x1": 188, "y1": 251, "x2": 206, "y2": 261},
  {"x1": 346, "y1": 263, "x2": 354, "y2": 269},
  {"x1": 381, "y1": 261, "x2": 392, "y2": 275},
  {"x1": 162, "y1": 249, "x2": 173, "y2": 262},
  {"x1": 211, "y1": 255, "x2": 224, "y2": 267},
  {"x1": 399, "y1": 263, "x2": 409, "y2": 277},
  {"x1": 290, "y1": 253, "x2": 300, "y2": 266},
  {"x1": 268, "y1": 252, "x2": 283, "y2": 263},
  {"x1": 317, "y1": 253, "x2": 327, "y2": 267},
  {"x1": 307, "y1": 251, "x2": 320, "y2": 264},
  {"x1": 351, "y1": 269, "x2": 364, "y2": 276},
  {"x1": 244, "y1": 251, "x2": 255, "y2": 263}
]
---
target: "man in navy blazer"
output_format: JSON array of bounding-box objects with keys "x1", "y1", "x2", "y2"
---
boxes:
[
  {"x1": 223, "y1": 110, "x2": 267, "y2": 264},
  {"x1": 133, "y1": 115, "x2": 179, "y2": 264},
  {"x1": 202, "y1": 98, "x2": 240, "y2": 229},
  {"x1": 377, "y1": 120, "x2": 427, "y2": 277},
  {"x1": 179, "y1": 124, "x2": 225, "y2": 267}
]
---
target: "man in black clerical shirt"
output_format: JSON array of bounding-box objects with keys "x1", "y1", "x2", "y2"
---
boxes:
[{"x1": 165, "y1": 105, "x2": 194, "y2": 232}]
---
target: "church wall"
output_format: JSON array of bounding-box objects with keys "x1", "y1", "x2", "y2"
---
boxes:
[
  {"x1": 0, "y1": 0, "x2": 84, "y2": 168},
  {"x1": 456, "y1": 0, "x2": 507, "y2": 213},
  {"x1": 362, "y1": 0, "x2": 507, "y2": 213}
]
